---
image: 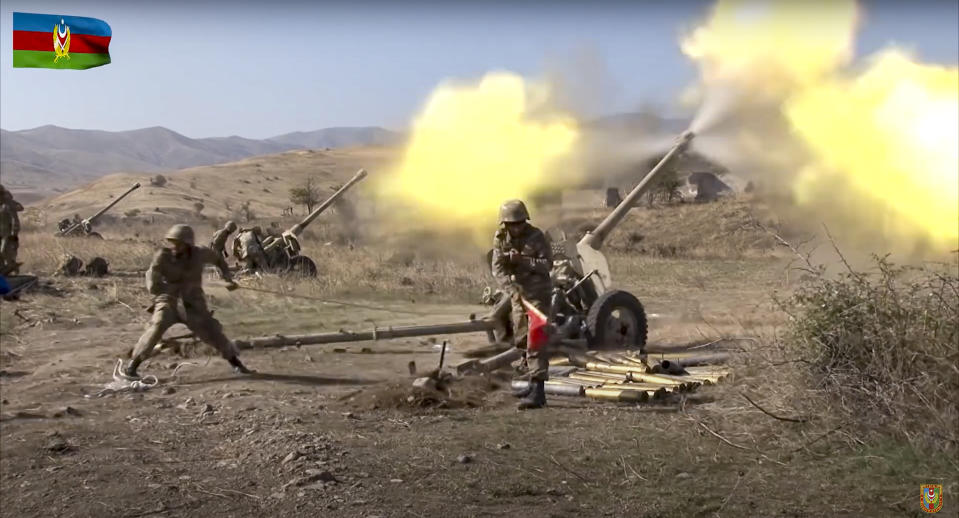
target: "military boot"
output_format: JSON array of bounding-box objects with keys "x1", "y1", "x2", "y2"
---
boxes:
[
  {"x1": 229, "y1": 357, "x2": 255, "y2": 375},
  {"x1": 120, "y1": 358, "x2": 142, "y2": 380},
  {"x1": 517, "y1": 380, "x2": 546, "y2": 410}
]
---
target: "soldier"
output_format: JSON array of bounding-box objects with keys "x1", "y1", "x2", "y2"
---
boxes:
[
  {"x1": 123, "y1": 224, "x2": 253, "y2": 379},
  {"x1": 0, "y1": 185, "x2": 23, "y2": 276},
  {"x1": 210, "y1": 220, "x2": 238, "y2": 259},
  {"x1": 232, "y1": 226, "x2": 270, "y2": 273},
  {"x1": 491, "y1": 199, "x2": 553, "y2": 410}
]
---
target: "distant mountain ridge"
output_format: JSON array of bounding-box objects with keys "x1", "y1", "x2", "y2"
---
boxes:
[{"x1": 0, "y1": 124, "x2": 402, "y2": 196}]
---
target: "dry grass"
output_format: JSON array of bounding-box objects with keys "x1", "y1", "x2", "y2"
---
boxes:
[
  {"x1": 34, "y1": 147, "x2": 396, "y2": 223},
  {"x1": 554, "y1": 195, "x2": 787, "y2": 260}
]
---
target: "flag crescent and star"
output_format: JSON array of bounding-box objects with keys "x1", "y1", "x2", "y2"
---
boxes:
[{"x1": 13, "y1": 12, "x2": 111, "y2": 69}]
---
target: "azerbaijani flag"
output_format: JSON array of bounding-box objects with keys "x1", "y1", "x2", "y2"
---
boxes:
[{"x1": 13, "y1": 12, "x2": 111, "y2": 70}]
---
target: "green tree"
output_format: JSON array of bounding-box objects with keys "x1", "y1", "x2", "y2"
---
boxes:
[{"x1": 289, "y1": 177, "x2": 321, "y2": 214}]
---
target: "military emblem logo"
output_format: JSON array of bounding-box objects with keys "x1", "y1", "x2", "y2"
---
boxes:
[
  {"x1": 53, "y1": 18, "x2": 71, "y2": 62},
  {"x1": 921, "y1": 484, "x2": 943, "y2": 513}
]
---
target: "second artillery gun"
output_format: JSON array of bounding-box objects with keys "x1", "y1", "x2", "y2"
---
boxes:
[
  {"x1": 56, "y1": 183, "x2": 141, "y2": 238},
  {"x1": 257, "y1": 169, "x2": 368, "y2": 277}
]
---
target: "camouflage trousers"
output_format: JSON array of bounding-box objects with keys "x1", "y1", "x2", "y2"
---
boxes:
[
  {"x1": 131, "y1": 295, "x2": 238, "y2": 364},
  {"x1": 510, "y1": 288, "x2": 551, "y2": 383},
  {"x1": 241, "y1": 247, "x2": 270, "y2": 272},
  {"x1": 0, "y1": 235, "x2": 19, "y2": 274}
]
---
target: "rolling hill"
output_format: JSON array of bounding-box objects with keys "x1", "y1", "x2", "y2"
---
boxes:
[
  {"x1": 37, "y1": 146, "x2": 399, "y2": 224},
  {"x1": 0, "y1": 125, "x2": 401, "y2": 198}
]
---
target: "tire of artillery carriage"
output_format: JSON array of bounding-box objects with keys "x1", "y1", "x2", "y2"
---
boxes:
[
  {"x1": 288, "y1": 255, "x2": 318, "y2": 277},
  {"x1": 271, "y1": 254, "x2": 318, "y2": 277},
  {"x1": 585, "y1": 289, "x2": 647, "y2": 350}
]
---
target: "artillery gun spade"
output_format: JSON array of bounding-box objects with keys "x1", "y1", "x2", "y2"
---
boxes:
[
  {"x1": 260, "y1": 169, "x2": 368, "y2": 277},
  {"x1": 486, "y1": 131, "x2": 696, "y2": 351},
  {"x1": 56, "y1": 183, "x2": 141, "y2": 238}
]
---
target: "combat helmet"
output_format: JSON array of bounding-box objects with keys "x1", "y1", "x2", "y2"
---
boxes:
[
  {"x1": 225, "y1": 220, "x2": 238, "y2": 232},
  {"x1": 499, "y1": 199, "x2": 530, "y2": 223},
  {"x1": 165, "y1": 224, "x2": 195, "y2": 246}
]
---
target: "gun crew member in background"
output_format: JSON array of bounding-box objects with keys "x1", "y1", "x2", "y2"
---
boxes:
[
  {"x1": 491, "y1": 199, "x2": 553, "y2": 410},
  {"x1": 232, "y1": 226, "x2": 270, "y2": 273},
  {"x1": 123, "y1": 224, "x2": 253, "y2": 379},
  {"x1": 210, "y1": 220, "x2": 238, "y2": 259},
  {"x1": 0, "y1": 185, "x2": 24, "y2": 276}
]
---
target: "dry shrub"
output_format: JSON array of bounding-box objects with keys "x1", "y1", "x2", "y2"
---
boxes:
[{"x1": 780, "y1": 253, "x2": 959, "y2": 451}]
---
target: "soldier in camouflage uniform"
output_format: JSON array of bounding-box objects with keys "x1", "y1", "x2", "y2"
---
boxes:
[
  {"x1": 232, "y1": 226, "x2": 270, "y2": 273},
  {"x1": 491, "y1": 199, "x2": 553, "y2": 409},
  {"x1": 0, "y1": 185, "x2": 23, "y2": 276},
  {"x1": 210, "y1": 220, "x2": 238, "y2": 259},
  {"x1": 123, "y1": 224, "x2": 253, "y2": 378}
]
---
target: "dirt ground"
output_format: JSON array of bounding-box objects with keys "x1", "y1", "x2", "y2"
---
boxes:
[{"x1": 1, "y1": 241, "x2": 955, "y2": 517}]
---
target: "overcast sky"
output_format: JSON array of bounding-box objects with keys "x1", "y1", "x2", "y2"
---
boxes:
[{"x1": 1, "y1": 0, "x2": 956, "y2": 139}]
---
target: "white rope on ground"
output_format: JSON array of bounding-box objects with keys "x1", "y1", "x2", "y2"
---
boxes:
[{"x1": 85, "y1": 359, "x2": 159, "y2": 398}]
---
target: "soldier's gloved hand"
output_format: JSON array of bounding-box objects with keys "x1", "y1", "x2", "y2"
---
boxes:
[{"x1": 224, "y1": 281, "x2": 239, "y2": 291}]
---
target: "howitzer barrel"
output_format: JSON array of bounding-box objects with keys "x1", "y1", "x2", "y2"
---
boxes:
[
  {"x1": 58, "y1": 182, "x2": 141, "y2": 235},
  {"x1": 288, "y1": 169, "x2": 367, "y2": 237},
  {"x1": 235, "y1": 318, "x2": 495, "y2": 349},
  {"x1": 580, "y1": 130, "x2": 694, "y2": 250},
  {"x1": 88, "y1": 183, "x2": 141, "y2": 223}
]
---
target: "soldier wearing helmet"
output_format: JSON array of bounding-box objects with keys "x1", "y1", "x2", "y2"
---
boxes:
[
  {"x1": 123, "y1": 224, "x2": 253, "y2": 378},
  {"x1": 232, "y1": 225, "x2": 270, "y2": 274},
  {"x1": 210, "y1": 220, "x2": 238, "y2": 259},
  {"x1": 491, "y1": 199, "x2": 553, "y2": 409}
]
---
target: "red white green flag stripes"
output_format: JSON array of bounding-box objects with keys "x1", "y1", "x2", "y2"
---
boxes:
[{"x1": 12, "y1": 12, "x2": 111, "y2": 70}]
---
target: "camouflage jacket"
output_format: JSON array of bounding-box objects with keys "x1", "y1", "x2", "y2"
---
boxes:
[
  {"x1": 491, "y1": 223, "x2": 553, "y2": 295},
  {"x1": 232, "y1": 229, "x2": 263, "y2": 259},
  {"x1": 146, "y1": 245, "x2": 231, "y2": 303},
  {"x1": 0, "y1": 198, "x2": 22, "y2": 238},
  {"x1": 210, "y1": 229, "x2": 232, "y2": 257}
]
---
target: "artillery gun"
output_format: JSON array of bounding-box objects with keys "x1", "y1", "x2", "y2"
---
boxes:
[
  {"x1": 236, "y1": 131, "x2": 697, "y2": 354},
  {"x1": 56, "y1": 183, "x2": 141, "y2": 238},
  {"x1": 258, "y1": 169, "x2": 368, "y2": 277},
  {"x1": 483, "y1": 131, "x2": 696, "y2": 350}
]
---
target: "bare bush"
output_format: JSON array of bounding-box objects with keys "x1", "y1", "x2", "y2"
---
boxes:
[{"x1": 779, "y1": 252, "x2": 959, "y2": 451}]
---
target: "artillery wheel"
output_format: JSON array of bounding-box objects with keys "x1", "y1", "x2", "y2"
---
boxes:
[
  {"x1": 585, "y1": 290, "x2": 647, "y2": 351},
  {"x1": 286, "y1": 255, "x2": 317, "y2": 277}
]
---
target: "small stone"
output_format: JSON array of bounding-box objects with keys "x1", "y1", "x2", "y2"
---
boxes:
[
  {"x1": 199, "y1": 403, "x2": 215, "y2": 416},
  {"x1": 457, "y1": 454, "x2": 473, "y2": 464},
  {"x1": 162, "y1": 387, "x2": 176, "y2": 395},
  {"x1": 389, "y1": 478, "x2": 403, "y2": 484},
  {"x1": 676, "y1": 472, "x2": 691, "y2": 480},
  {"x1": 342, "y1": 412, "x2": 356, "y2": 419},
  {"x1": 496, "y1": 443, "x2": 511, "y2": 450},
  {"x1": 282, "y1": 451, "x2": 301, "y2": 464},
  {"x1": 412, "y1": 377, "x2": 437, "y2": 390},
  {"x1": 51, "y1": 406, "x2": 81, "y2": 418},
  {"x1": 333, "y1": 348, "x2": 347, "y2": 353}
]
